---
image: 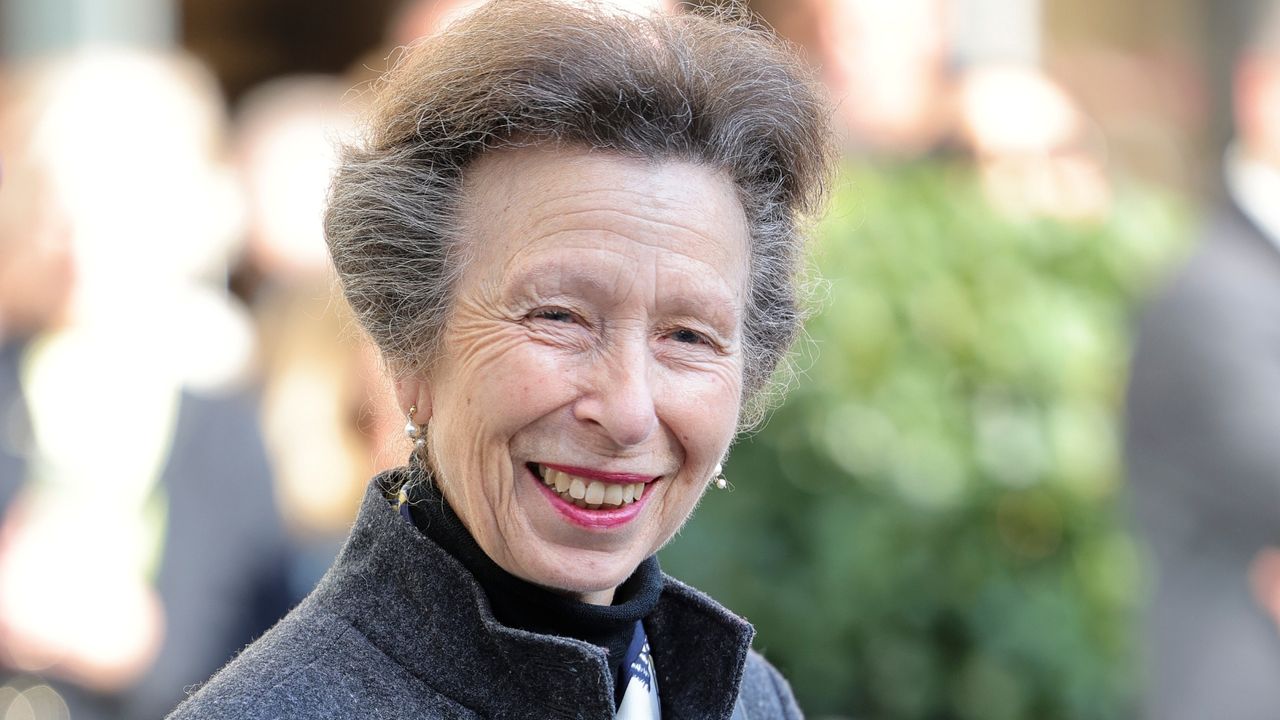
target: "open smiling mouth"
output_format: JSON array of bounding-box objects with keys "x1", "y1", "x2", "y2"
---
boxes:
[{"x1": 528, "y1": 463, "x2": 650, "y2": 510}]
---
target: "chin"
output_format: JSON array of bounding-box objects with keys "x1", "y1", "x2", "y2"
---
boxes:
[{"x1": 521, "y1": 544, "x2": 646, "y2": 600}]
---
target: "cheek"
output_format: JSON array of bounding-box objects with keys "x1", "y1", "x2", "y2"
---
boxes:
[
  {"x1": 438, "y1": 336, "x2": 585, "y2": 451},
  {"x1": 664, "y1": 363, "x2": 743, "y2": 443}
]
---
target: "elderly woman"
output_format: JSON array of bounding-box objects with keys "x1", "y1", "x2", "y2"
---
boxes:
[{"x1": 169, "y1": 1, "x2": 832, "y2": 718}]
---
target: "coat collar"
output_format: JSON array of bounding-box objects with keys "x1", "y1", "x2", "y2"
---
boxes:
[{"x1": 308, "y1": 469, "x2": 754, "y2": 719}]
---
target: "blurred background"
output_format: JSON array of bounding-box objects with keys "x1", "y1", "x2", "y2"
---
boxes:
[{"x1": 0, "y1": 0, "x2": 1274, "y2": 718}]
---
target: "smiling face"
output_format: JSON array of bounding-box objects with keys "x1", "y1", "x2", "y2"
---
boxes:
[{"x1": 400, "y1": 147, "x2": 750, "y2": 604}]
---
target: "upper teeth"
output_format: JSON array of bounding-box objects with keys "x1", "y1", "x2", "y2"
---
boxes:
[{"x1": 539, "y1": 465, "x2": 647, "y2": 509}]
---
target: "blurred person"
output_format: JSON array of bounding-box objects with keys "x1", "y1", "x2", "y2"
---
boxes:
[
  {"x1": 252, "y1": 282, "x2": 401, "y2": 599},
  {"x1": 788, "y1": 0, "x2": 1111, "y2": 220},
  {"x1": 0, "y1": 50, "x2": 291, "y2": 720},
  {"x1": 956, "y1": 64, "x2": 1112, "y2": 221},
  {"x1": 167, "y1": 1, "x2": 834, "y2": 718},
  {"x1": 234, "y1": 75, "x2": 363, "y2": 298},
  {"x1": 1125, "y1": 2, "x2": 1280, "y2": 718},
  {"x1": 232, "y1": 75, "x2": 402, "y2": 600},
  {"x1": 806, "y1": 0, "x2": 954, "y2": 156},
  {"x1": 0, "y1": 142, "x2": 74, "y2": 518}
]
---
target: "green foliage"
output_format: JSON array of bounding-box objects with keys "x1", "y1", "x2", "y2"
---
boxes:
[{"x1": 661, "y1": 162, "x2": 1189, "y2": 719}]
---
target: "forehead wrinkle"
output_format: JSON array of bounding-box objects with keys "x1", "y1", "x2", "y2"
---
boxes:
[
  {"x1": 523, "y1": 186, "x2": 745, "y2": 260},
  {"x1": 495, "y1": 212, "x2": 747, "y2": 298},
  {"x1": 504, "y1": 237, "x2": 739, "y2": 308},
  {"x1": 462, "y1": 149, "x2": 749, "y2": 255},
  {"x1": 459, "y1": 148, "x2": 751, "y2": 325},
  {"x1": 509, "y1": 247, "x2": 642, "y2": 306}
]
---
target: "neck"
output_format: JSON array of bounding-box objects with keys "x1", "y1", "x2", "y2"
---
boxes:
[
  {"x1": 578, "y1": 587, "x2": 616, "y2": 606},
  {"x1": 404, "y1": 478, "x2": 658, "y2": 618}
]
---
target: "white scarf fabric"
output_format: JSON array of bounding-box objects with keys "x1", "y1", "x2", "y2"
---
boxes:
[{"x1": 615, "y1": 621, "x2": 661, "y2": 719}]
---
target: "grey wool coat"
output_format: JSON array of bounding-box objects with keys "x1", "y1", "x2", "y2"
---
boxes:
[{"x1": 166, "y1": 469, "x2": 803, "y2": 719}]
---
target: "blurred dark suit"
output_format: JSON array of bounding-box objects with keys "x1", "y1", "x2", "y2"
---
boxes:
[
  {"x1": 1126, "y1": 196, "x2": 1280, "y2": 720},
  {"x1": 0, "y1": 339, "x2": 293, "y2": 719}
]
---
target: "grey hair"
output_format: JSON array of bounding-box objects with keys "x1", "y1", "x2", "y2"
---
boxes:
[{"x1": 325, "y1": 0, "x2": 835, "y2": 428}]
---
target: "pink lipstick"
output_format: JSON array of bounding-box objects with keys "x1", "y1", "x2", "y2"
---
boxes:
[
  {"x1": 527, "y1": 464, "x2": 656, "y2": 529},
  {"x1": 538, "y1": 462, "x2": 656, "y2": 485}
]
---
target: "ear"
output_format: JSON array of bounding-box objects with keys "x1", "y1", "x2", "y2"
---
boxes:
[{"x1": 395, "y1": 376, "x2": 433, "y2": 424}]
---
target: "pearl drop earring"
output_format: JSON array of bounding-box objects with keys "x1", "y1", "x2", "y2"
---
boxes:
[
  {"x1": 405, "y1": 404, "x2": 427, "y2": 455},
  {"x1": 711, "y1": 462, "x2": 727, "y2": 490}
]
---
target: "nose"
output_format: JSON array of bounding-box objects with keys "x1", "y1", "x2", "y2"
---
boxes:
[{"x1": 572, "y1": 339, "x2": 659, "y2": 448}]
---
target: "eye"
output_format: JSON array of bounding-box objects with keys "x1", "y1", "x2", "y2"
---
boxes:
[
  {"x1": 668, "y1": 327, "x2": 709, "y2": 345},
  {"x1": 530, "y1": 307, "x2": 579, "y2": 324}
]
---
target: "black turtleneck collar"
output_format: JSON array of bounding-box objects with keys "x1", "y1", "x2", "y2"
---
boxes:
[{"x1": 400, "y1": 464, "x2": 664, "y2": 692}]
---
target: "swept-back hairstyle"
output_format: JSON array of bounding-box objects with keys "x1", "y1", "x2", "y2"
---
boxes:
[{"x1": 326, "y1": 0, "x2": 834, "y2": 427}]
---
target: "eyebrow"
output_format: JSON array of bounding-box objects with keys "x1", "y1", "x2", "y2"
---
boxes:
[{"x1": 656, "y1": 293, "x2": 742, "y2": 337}]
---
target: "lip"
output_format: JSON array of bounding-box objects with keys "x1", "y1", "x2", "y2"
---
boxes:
[
  {"x1": 537, "y1": 462, "x2": 657, "y2": 485},
  {"x1": 528, "y1": 465, "x2": 653, "y2": 529}
]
